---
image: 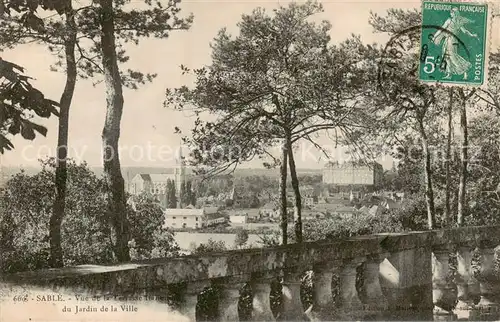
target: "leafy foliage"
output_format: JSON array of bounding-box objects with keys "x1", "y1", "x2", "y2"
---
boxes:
[
  {"x1": 0, "y1": 158, "x2": 111, "y2": 272},
  {"x1": 0, "y1": 0, "x2": 193, "y2": 88},
  {"x1": 189, "y1": 238, "x2": 227, "y2": 255},
  {"x1": 166, "y1": 1, "x2": 371, "y2": 175},
  {"x1": 166, "y1": 178, "x2": 177, "y2": 208},
  {"x1": 180, "y1": 180, "x2": 196, "y2": 207},
  {"x1": 128, "y1": 193, "x2": 180, "y2": 260},
  {"x1": 1, "y1": 0, "x2": 193, "y2": 263},
  {"x1": 166, "y1": 0, "x2": 376, "y2": 244},
  {"x1": 233, "y1": 228, "x2": 249, "y2": 248},
  {"x1": 464, "y1": 114, "x2": 500, "y2": 226},
  {"x1": 0, "y1": 158, "x2": 179, "y2": 273},
  {"x1": 0, "y1": 58, "x2": 59, "y2": 153}
]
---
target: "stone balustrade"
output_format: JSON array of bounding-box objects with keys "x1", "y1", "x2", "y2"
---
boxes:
[{"x1": 2, "y1": 225, "x2": 500, "y2": 321}]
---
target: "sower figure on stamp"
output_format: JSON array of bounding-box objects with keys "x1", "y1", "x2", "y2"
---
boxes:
[{"x1": 432, "y1": 7, "x2": 478, "y2": 80}]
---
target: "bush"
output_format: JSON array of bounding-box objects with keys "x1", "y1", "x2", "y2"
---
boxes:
[
  {"x1": 128, "y1": 193, "x2": 180, "y2": 260},
  {"x1": 0, "y1": 158, "x2": 179, "y2": 273},
  {"x1": 234, "y1": 229, "x2": 249, "y2": 248},
  {"x1": 190, "y1": 238, "x2": 228, "y2": 255}
]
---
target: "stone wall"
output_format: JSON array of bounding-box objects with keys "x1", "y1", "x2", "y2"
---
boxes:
[{"x1": 1, "y1": 225, "x2": 500, "y2": 321}]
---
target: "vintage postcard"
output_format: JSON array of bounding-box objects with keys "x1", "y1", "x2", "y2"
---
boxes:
[{"x1": 0, "y1": 0, "x2": 500, "y2": 321}]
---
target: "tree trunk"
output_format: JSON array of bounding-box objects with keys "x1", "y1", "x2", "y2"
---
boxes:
[
  {"x1": 418, "y1": 118, "x2": 435, "y2": 230},
  {"x1": 49, "y1": 4, "x2": 77, "y2": 268},
  {"x1": 279, "y1": 140, "x2": 288, "y2": 245},
  {"x1": 287, "y1": 139, "x2": 302, "y2": 244},
  {"x1": 99, "y1": 0, "x2": 130, "y2": 262},
  {"x1": 457, "y1": 90, "x2": 468, "y2": 227},
  {"x1": 443, "y1": 88, "x2": 453, "y2": 227}
]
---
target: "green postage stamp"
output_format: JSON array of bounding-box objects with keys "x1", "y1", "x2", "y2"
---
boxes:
[{"x1": 419, "y1": 1, "x2": 491, "y2": 86}]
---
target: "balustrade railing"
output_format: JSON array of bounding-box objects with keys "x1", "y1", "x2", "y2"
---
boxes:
[{"x1": 1, "y1": 225, "x2": 499, "y2": 321}]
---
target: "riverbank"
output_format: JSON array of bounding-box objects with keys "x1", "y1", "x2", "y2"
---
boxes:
[{"x1": 173, "y1": 232, "x2": 265, "y2": 252}]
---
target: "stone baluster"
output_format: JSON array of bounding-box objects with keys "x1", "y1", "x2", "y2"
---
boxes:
[
  {"x1": 477, "y1": 241, "x2": 499, "y2": 310},
  {"x1": 179, "y1": 280, "x2": 210, "y2": 321},
  {"x1": 456, "y1": 244, "x2": 475, "y2": 310},
  {"x1": 362, "y1": 253, "x2": 389, "y2": 313},
  {"x1": 250, "y1": 272, "x2": 276, "y2": 321},
  {"x1": 307, "y1": 260, "x2": 340, "y2": 321},
  {"x1": 432, "y1": 246, "x2": 456, "y2": 318},
  {"x1": 213, "y1": 277, "x2": 246, "y2": 321},
  {"x1": 380, "y1": 247, "x2": 433, "y2": 317},
  {"x1": 468, "y1": 241, "x2": 500, "y2": 321},
  {"x1": 336, "y1": 256, "x2": 366, "y2": 320},
  {"x1": 279, "y1": 267, "x2": 308, "y2": 321}
]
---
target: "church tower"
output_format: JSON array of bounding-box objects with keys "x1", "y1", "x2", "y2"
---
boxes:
[{"x1": 174, "y1": 144, "x2": 186, "y2": 208}]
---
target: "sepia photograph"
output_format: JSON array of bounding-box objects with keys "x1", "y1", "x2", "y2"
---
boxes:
[{"x1": 0, "y1": 0, "x2": 499, "y2": 321}]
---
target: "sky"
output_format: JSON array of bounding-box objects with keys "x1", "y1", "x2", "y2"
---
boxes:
[{"x1": 1, "y1": 0, "x2": 498, "y2": 170}]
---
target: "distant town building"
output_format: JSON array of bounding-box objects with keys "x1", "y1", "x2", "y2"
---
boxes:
[
  {"x1": 333, "y1": 206, "x2": 359, "y2": 219},
  {"x1": 164, "y1": 207, "x2": 204, "y2": 229},
  {"x1": 127, "y1": 146, "x2": 187, "y2": 209},
  {"x1": 259, "y1": 202, "x2": 279, "y2": 218},
  {"x1": 205, "y1": 213, "x2": 227, "y2": 226},
  {"x1": 322, "y1": 161, "x2": 384, "y2": 187},
  {"x1": 303, "y1": 196, "x2": 315, "y2": 207},
  {"x1": 203, "y1": 206, "x2": 219, "y2": 216},
  {"x1": 368, "y1": 205, "x2": 383, "y2": 216},
  {"x1": 129, "y1": 173, "x2": 174, "y2": 195},
  {"x1": 228, "y1": 208, "x2": 261, "y2": 221},
  {"x1": 163, "y1": 206, "x2": 225, "y2": 229},
  {"x1": 303, "y1": 210, "x2": 325, "y2": 221},
  {"x1": 229, "y1": 214, "x2": 247, "y2": 224},
  {"x1": 380, "y1": 198, "x2": 401, "y2": 210}
]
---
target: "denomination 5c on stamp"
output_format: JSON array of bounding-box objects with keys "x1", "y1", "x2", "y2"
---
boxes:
[{"x1": 419, "y1": 1, "x2": 490, "y2": 86}]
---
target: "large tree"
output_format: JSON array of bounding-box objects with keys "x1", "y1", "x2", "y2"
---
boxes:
[
  {"x1": 2, "y1": 0, "x2": 86, "y2": 266},
  {"x1": 166, "y1": 1, "x2": 369, "y2": 243},
  {"x1": 166, "y1": 179, "x2": 177, "y2": 208},
  {"x1": 1, "y1": 0, "x2": 192, "y2": 263},
  {"x1": 443, "y1": 88, "x2": 454, "y2": 226},
  {"x1": 466, "y1": 113, "x2": 500, "y2": 226},
  {"x1": 368, "y1": 9, "x2": 444, "y2": 229},
  {"x1": 96, "y1": 0, "x2": 192, "y2": 261},
  {"x1": 369, "y1": 9, "x2": 500, "y2": 229},
  {"x1": 97, "y1": 0, "x2": 130, "y2": 261}
]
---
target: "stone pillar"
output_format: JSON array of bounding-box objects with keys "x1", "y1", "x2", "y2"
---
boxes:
[
  {"x1": 477, "y1": 242, "x2": 499, "y2": 309},
  {"x1": 362, "y1": 253, "x2": 389, "y2": 312},
  {"x1": 179, "y1": 281, "x2": 210, "y2": 321},
  {"x1": 456, "y1": 244, "x2": 475, "y2": 310},
  {"x1": 380, "y1": 247, "x2": 433, "y2": 320},
  {"x1": 214, "y1": 277, "x2": 246, "y2": 321},
  {"x1": 468, "y1": 248, "x2": 481, "y2": 305},
  {"x1": 468, "y1": 242, "x2": 500, "y2": 321},
  {"x1": 307, "y1": 260, "x2": 340, "y2": 321},
  {"x1": 336, "y1": 256, "x2": 366, "y2": 319},
  {"x1": 432, "y1": 246, "x2": 456, "y2": 318},
  {"x1": 279, "y1": 267, "x2": 308, "y2": 321},
  {"x1": 251, "y1": 273, "x2": 275, "y2": 321}
]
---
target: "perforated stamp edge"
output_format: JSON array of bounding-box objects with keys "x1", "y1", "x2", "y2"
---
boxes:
[{"x1": 417, "y1": 0, "x2": 496, "y2": 89}]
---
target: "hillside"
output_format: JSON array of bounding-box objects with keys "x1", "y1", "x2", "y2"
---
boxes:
[{"x1": 0, "y1": 165, "x2": 323, "y2": 186}]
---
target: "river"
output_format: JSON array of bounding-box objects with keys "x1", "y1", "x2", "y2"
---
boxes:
[{"x1": 173, "y1": 232, "x2": 266, "y2": 252}]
